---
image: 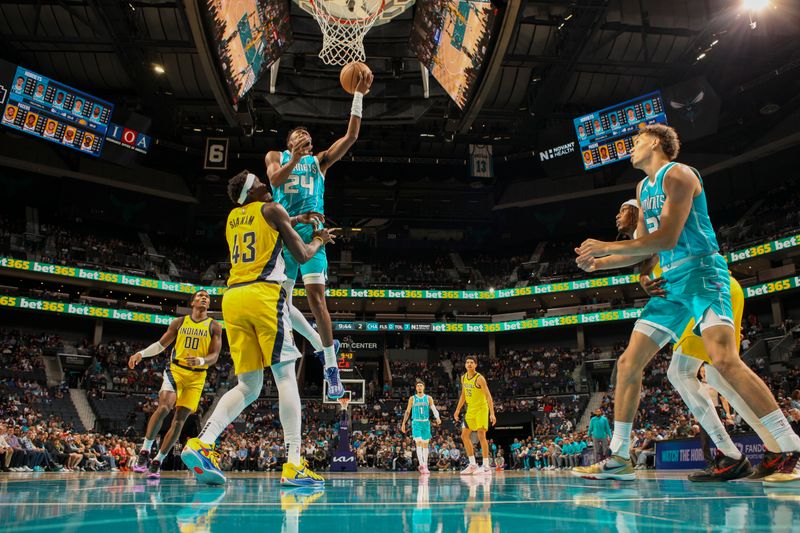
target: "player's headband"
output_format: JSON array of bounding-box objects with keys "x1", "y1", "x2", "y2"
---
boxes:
[
  {"x1": 238, "y1": 173, "x2": 256, "y2": 205},
  {"x1": 621, "y1": 199, "x2": 638, "y2": 209}
]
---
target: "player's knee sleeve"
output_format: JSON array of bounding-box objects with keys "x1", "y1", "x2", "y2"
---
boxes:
[{"x1": 236, "y1": 369, "x2": 264, "y2": 405}]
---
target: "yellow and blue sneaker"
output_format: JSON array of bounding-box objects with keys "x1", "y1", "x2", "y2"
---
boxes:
[
  {"x1": 280, "y1": 485, "x2": 325, "y2": 512},
  {"x1": 281, "y1": 458, "x2": 325, "y2": 487},
  {"x1": 181, "y1": 438, "x2": 226, "y2": 486},
  {"x1": 176, "y1": 486, "x2": 226, "y2": 533},
  {"x1": 571, "y1": 455, "x2": 636, "y2": 481}
]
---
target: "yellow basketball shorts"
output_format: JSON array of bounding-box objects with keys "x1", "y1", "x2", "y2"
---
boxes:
[
  {"x1": 464, "y1": 406, "x2": 489, "y2": 431},
  {"x1": 674, "y1": 276, "x2": 744, "y2": 364},
  {"x1": 161, "y1": 363, "x2": 206, "y2": 411},
  {"x1": 222, "y1": 282, "x2": 301, "y2": 375}
]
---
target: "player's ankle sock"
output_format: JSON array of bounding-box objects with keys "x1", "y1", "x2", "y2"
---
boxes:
[
  {"x1": 708, "y1": 430, "x2": 743, "y2": 460},
  {"x1": 468, "y1": 456, "x2": 476, "y2": 466},
  {"x1": 422, "y1": 447, "x2": 429, "y2": 464},
  {"x1": 287, "y1": 443, "x2": 301, "y2": 466},
  {"x1": 760, "y1": 409, "x2": 800, "y2": 452},
  {"x1": 141, "y1": 439, "x2": 154, "y2": 453},
  {"x1": 323, "y1": 344, "x2": 337, "y2": 369},
  {"x1": 416, "y1": 446, "x2": 424, "y2": 464},
  {"x1": 610, "y1": 421, "x2": 633, "y2": 459},
  {"x1": 482, "y1": 458, "x2": 490, "y2": 467},
  {"x1": 154, "y1": 451, "x2": 167, "y2": 463}
]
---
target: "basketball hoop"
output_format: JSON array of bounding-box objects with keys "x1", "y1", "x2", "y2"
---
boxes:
[
  {"x1": 307, "y1": 0, "x2": 386, "y2": 66},
  {"x1": 337, "y1": 396, "x2": 351, "y2": 411}
]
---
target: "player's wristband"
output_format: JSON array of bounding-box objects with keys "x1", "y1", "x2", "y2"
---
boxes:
[
  {"x1": 198, "y1": 357, "x2": 206, "y2": 366},
  {"x1": 351, "y1": 92, "x2": 364, "y2": 118},
  {"x1": 312, "y1": 236, "x2": 325, "y2": 245}
]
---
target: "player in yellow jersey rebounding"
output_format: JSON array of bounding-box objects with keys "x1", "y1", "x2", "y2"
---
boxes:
[
  {"x1": 129, "y1": 289, "x2": 222, "y2": 479},
  {"x1": 454, "y1": 356, "x2": 496, "y2": 475},
  {"x1": 181, "y1": 170, "x2": 335, "y2": 486}
]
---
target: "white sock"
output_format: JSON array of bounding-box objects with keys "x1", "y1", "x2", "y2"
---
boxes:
[
  {"x1": 273, "y1": 360, "x2": 303, "y2": 465},
  {"x1": 283, "y1": 279, "x2": 323, "y2": 352},
  {"x1": 610, "y1": 421, "x2": 633, "y2": 459},
  {"x1": 199, "y1": 369, "x2": 263, "y2": 444},
  {"x1": 704, "y1": 365, "x2": 781, "y2": 453},
  {"x1": 667, "y1": 354, "x2": 742, "y2": 460},
  {"x1": 422, "y1": 446, "x2": 429, "y2": 465},
  {"x1": 323, "y1": 344, "x2": 337, "y2": 370},
  {"x1": 154, "y1": 451, "x2": 167, "y2": 463},
  {"x1": 482, "y1": 457, "x2": 490, "y2": 467},
  {"x1": 468, "y1": 455, "x2": 476, "y2": 465},
  {"x1": 760, "y1": 409, "x2": 800, "y2": 452},
  {"x1": 416, "y1": 446, "x2": 424, "y2": 464},
  {"x1": 141, "y1": 439, "x2": 154, "y2": 453}
]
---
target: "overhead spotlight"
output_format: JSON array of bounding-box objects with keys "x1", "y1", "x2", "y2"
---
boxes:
[
  {"x1": 742, "y1": 0, "x2": 769, "y2": 10},
  {"x1": 696, "y1": 53, "x2": 706, "y2": 60},
  {"x1": 153, "y1": 63, "x2": 165, "y2": 74}
]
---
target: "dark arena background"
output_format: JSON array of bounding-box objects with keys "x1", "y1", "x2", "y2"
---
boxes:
[{"x1": 1, "y1": 0, "x2": 800, "y2": 531}]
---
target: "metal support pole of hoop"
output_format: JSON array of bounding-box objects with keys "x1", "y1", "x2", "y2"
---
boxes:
[{"x1": 307, "y1": 0, "x2": 386, "y2": 66}]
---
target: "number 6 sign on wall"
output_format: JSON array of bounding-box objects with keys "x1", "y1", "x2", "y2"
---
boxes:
[{"x1": 204, "y1": 137, "x2": 229, "y2": 170}]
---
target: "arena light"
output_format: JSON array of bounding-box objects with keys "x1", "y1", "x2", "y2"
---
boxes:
[
  {"x1": 697, "y1": 53, "x2": 707, "y2": 60},
  {"x1": 742, "y1": 0, "x2": 769, "y2": 10},
  {"x1": 153, "y1": 63, "x2": 165, "y2": 74}
]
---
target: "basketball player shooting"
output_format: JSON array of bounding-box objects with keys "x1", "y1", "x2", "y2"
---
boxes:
[{"x1": 265, "y1": 65, "x2": 373, "y2": 400}]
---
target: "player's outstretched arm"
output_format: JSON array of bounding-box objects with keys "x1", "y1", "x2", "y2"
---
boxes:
[
  {"x1": 262, "y1": 203, "x2": 335, "y2": 264},
  {"x1": 318, "y1": 71, "x2": 374, "y2": 174},
  {"x1": 185, "y1": 321, "x2": 223, "y2": 368},
  {"x1": 128, "y1": 317, "x2": 181, "y2": 369}
]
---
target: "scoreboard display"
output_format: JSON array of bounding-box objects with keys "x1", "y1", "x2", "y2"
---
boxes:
[
  {"x1": 574, "y1": 91, "x2": 668, "y2": 171},
  {"x1": 1, "y1": 65, "x2": 113, "y2": 157}
]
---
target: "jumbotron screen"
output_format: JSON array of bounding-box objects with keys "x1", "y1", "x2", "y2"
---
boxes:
[
  {"x1": 203, "y1": 0, "x2": 292, "y2": 105},
  {"x1": 410, "y1": 0, "x2": 498, "y2": 109},
  {"x1": 1, "y1": 65, "x2": 113, "y2": 158},
  {"x1": 574, "y1": 91, "x2": 668, "y2": 171}
]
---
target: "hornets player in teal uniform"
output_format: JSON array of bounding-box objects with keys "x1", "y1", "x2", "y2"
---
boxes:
[
  {"x1": 265, "y1": 70, "x2": 374, "y2": 400},
  {"x1": 573, "y1": 124, "x2": 800, "y2": 485},
  {"x1": 401, "y1": 380, "x2": 442, "y2": 475}
]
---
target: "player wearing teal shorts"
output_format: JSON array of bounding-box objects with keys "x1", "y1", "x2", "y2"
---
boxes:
[
  {"x1": 402, "y1": 380, "x2": 441, "y2": 475},
  {"x1": 265, "y1": 69, "x2": 373, "y2": 400},
  {"x1": 573, "y1": 124, "x2": 800, "y2": 486}
]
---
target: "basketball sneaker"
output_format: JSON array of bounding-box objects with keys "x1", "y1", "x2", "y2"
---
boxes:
[
  {"x1": 315, "y1": 340, "x2": 345, "y2": 400},
  {"x1": 133, "y1": 450, "x2": 149, "y2": 473},
  {"x1": 477, "y1": 465, "x2": 493, "y2": 476},
  {"x1": 688, "y1": 452, "x2": 753, "y2": 482},
  {"x1": 176, "y1": 486, "x2": 226, "y2": 531},
  {"x1": 181, "y1": 438, "x2": 226, "y2": 486},
  {"x1": 280, "y1": 486, "x2": 325, "y2": 512},
  {"x1": 749, "y1": 451, "x2": 785, "y2": 480},
  {"x1": 147, "y1": 459, "x2": 161, "y2": 480},
  {"x1": 571, "y1": 455, "x2": 636, "y2": 481},
  {"x1": 281, "y1": 458, "x2": 325, "y2": 487},
  {"x1": 460, "y1": 463, "x2": 479, "y2": 475},
  {"x1": 419, "y1": 464, "x2": 430, "y2": 475},
  {"x1": 763, "y1": 452, "x2": 800, "y2": 487}
]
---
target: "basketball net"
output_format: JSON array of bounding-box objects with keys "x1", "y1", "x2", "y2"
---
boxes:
[
  {"x1": 337, "y1": 396, "x2": 351, "y2": 412},
  {"x1": 308, "y1": 0, "x2": 385, "y2": 66}
]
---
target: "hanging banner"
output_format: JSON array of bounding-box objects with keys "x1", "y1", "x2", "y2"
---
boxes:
[{"x1": 469, "y1": 144, "x2": 493, "y2": 178}]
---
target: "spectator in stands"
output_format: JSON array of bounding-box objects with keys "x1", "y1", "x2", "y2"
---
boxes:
[
  {"x1": 632, "y1": 430, "x2": 656, "y2": 470},
  {"x1": 588, "y1": 408, "x2": 612, "y2": 463}
]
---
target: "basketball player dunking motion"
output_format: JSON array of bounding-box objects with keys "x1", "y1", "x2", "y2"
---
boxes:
[
  {"x1": 265, "y1": 69, "x2": 373, "y2": 400},
  {"x1": 454, "y1": 356, "x2": 496, "y2": 475},
  {"x1": 572, "y1": 124, "x2": 800, "y2": 486}
]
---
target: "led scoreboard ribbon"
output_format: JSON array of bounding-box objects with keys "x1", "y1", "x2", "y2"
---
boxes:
[
  {"x1": 2, "y1": 66, "x2": 113, "y2": 157},
  {"x1": 574, "y1": 91, "x2": 668, "y2": 170}
]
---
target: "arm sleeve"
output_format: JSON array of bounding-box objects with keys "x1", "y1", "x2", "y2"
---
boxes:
[
  {"x1": 430, "y1": 403, "x2": 440, "y2": 421},
  {"x1": 140, "y1": 341, "x2": 166, "y2": 358}
]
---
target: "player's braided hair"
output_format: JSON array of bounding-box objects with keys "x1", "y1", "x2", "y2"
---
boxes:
[
  {"x1": 227, "y1": 170, "x2": 250, "y2": 204},
  {"x1": 637, "y1": 124, "x2": 681, "y2": 161}
]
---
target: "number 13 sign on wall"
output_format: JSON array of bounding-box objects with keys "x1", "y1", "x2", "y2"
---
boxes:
[{"x1": 204, "y1": 137, "x2": 229, "y2": 170}]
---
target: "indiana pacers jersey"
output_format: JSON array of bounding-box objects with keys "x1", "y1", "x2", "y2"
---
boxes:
[
  {"x1": 172, "y1": 315, "x2": 214, "y2": 370},
  {"x1": 412, "y1": 394, "x2": 430, "y2": 422},
  {"x1": 272, "y1": 152, "x2": 325, "y2": 216},
  {"x1": 639, "y1": 162, "x2": 719, "y2": 271},
  {"x1": 225, "y1": 202, "x2": 285, "y2": 287},
  {"x1": 462, "y1": 373, "x2": 487, "y2": 410}
]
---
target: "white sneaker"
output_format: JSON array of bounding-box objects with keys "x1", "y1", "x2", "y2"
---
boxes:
[
  {"x1": 478, "y1": 465, "x2": 493, "y2": 475},
  {"x1": 461, "y1": 463, "x2": 479, "y2": 475},
  {"x1": 22, "y1": 466, "x2": 32, "y2": 472}
]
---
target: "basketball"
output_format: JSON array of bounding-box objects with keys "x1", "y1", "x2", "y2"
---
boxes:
[{"x1": 340, "y1": 62, "x2": 371, "y2": 94}]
